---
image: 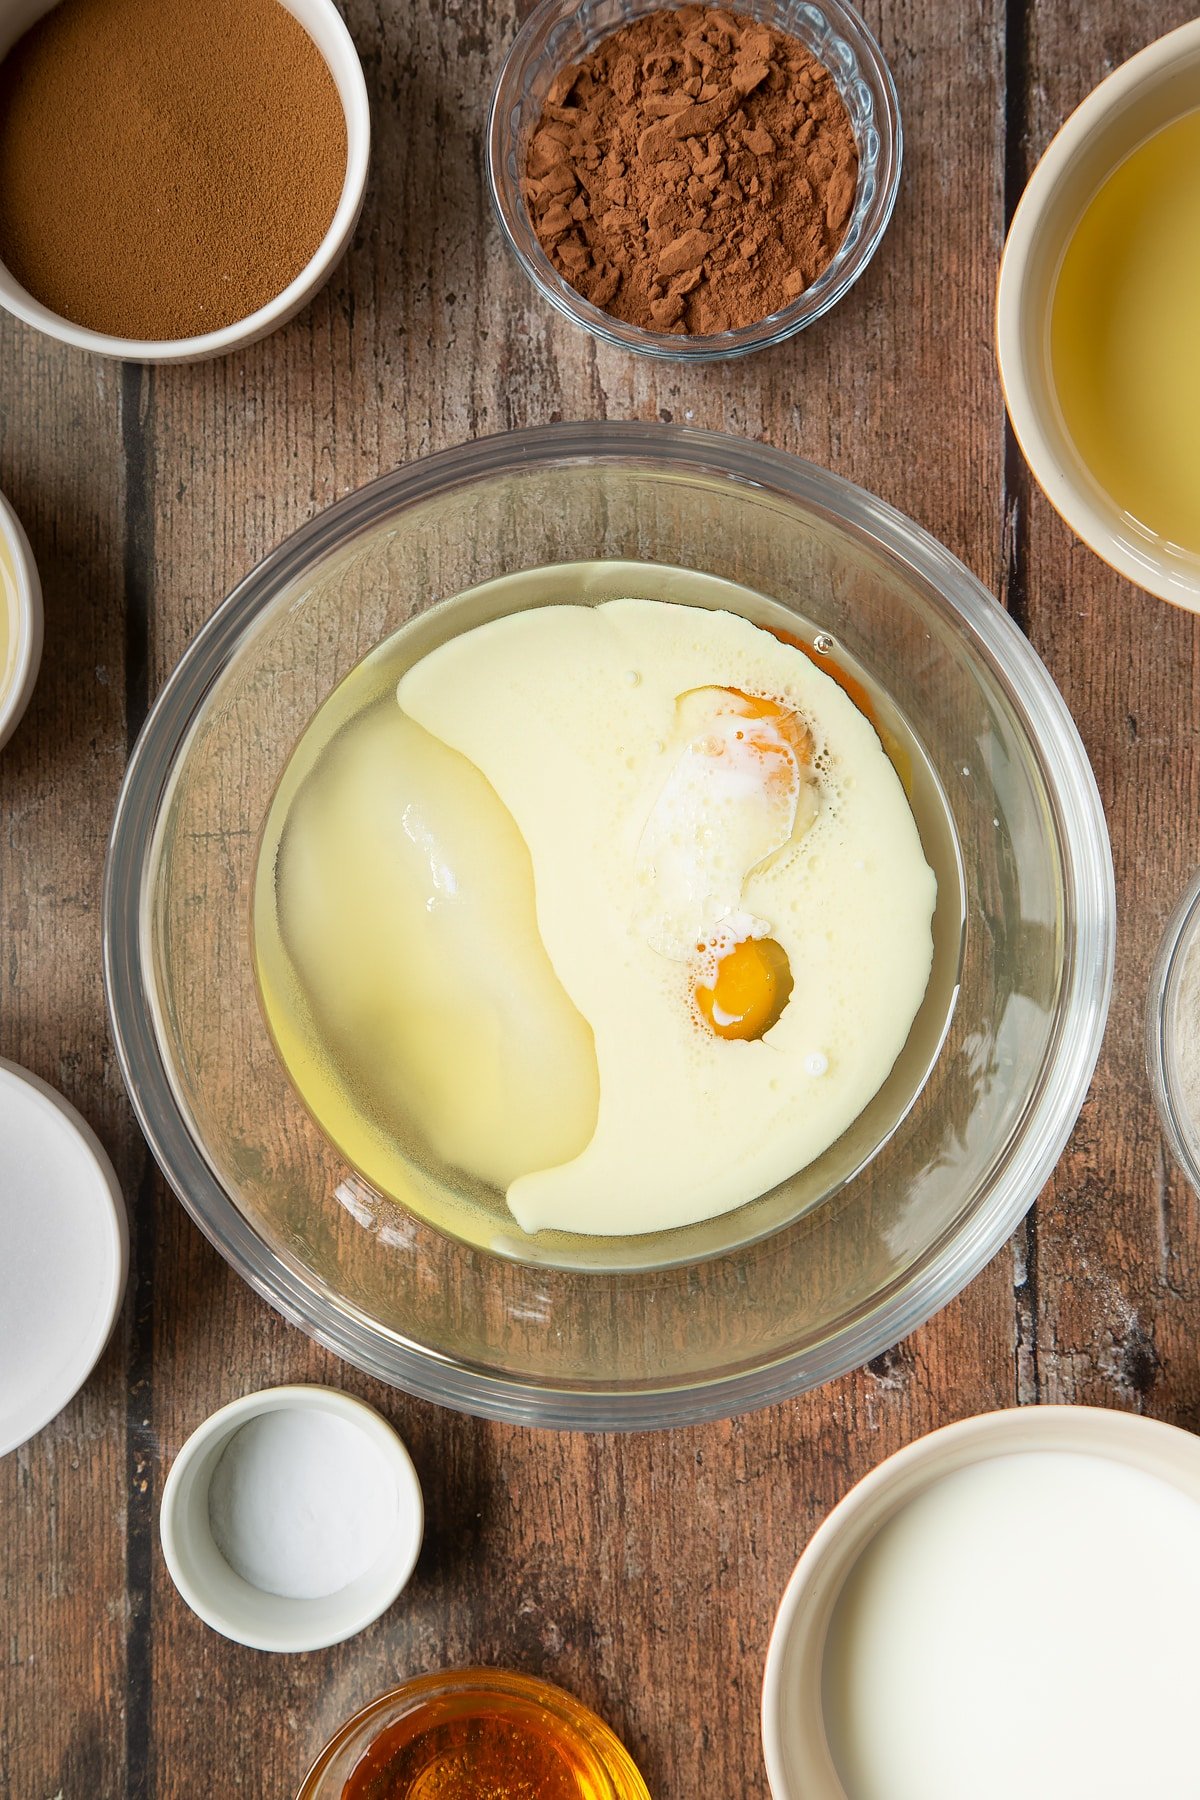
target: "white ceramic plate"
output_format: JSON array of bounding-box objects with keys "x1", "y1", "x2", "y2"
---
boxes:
[{"x1": 0, "y1": 1058, "x2": 128, "y2": 1455}]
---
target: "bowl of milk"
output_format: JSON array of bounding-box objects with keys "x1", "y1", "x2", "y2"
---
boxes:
[
  {"x1": 998, "y1": 19, "x2": 1200, "y2": 610},
  {"x1": 763, "y1": 1406, "x2": 1200, "y2": 1798}
]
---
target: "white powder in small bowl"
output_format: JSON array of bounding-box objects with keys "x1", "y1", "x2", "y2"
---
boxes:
[{"x1": 207, "y1": 1407, "x2": 398, "y2": 1600}]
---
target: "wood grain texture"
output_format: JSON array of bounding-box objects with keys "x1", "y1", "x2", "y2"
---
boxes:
[
  {"x1": 1012, "y1": 0, "x2": 1200, "y2": 1428},
  {"x1": 0, "y1": 0, "x2": 1190, "y2": 1795},
  {"x1": 0, "y1": 338, "x2": 145, "y2": 1800}
]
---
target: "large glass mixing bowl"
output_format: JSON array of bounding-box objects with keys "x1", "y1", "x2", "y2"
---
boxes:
[{"x1": 104, "y1": 425, "x2": 1114, "y2": 1428}]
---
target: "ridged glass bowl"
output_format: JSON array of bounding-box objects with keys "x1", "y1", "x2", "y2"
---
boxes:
[
  {"x1": 487, "y1": 0, "x2": 901, "y2": 359},
  {"x1": 295, "y1": 1670, "x2": 650, "y2": 1800},
  {"x1": 1147, "y1": 865, "x2": 1200, "y2": 1198},
  {"x1": 104, "y1": 424, "x2": 1114, "y2": 1428}
]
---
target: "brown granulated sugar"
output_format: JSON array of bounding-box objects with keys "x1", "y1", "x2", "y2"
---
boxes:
[
  {"x1": 523, "y1": 5, "x2": 860, "y2": 336},
  {"x1": 0, "y1": 0, "x2": 347, "y2": 341}
]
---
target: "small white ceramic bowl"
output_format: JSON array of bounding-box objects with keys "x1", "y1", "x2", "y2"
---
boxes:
[
  {"x1": 997, "y1": 20, "x2": 1200, "y2": 610},
  {"x1": 0, "y1": 0, "x2": 370, "y2": 363},
  {"x1": 0, "y1": 486, "x2": 42, "y2": 751},
  {"x1": 159, "y1": 1384, "x2": 423, "y2": 1653},
  {"x1": 761, "y1": 1405, "x2": 1200, "y2": 1797}
]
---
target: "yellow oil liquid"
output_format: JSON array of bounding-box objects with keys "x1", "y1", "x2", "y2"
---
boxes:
[{"x1": 1051, "y1": 108, "x2": 1200, "y2": 557}]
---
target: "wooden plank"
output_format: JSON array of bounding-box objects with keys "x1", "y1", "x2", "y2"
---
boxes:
[
  {"x1": 1011, "y1": 0, "x2": 1200, "y2": 1427},
  {"x1": 0, "y1": 334, "x2": 137, "y2": 1797}
]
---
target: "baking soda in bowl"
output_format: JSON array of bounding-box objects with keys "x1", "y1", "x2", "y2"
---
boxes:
[
  {"x1": 207, "y1": 1408, "x2": 397, "y2": 1600},
  {"x1": 822, "y1": 1451, "x2": 1200, "y2": 1799},
  {"x1": 1051, "y1": 108, "x2": 1200, "y2": 561}
]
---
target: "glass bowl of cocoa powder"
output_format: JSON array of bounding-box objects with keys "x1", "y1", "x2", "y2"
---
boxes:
[{"x1": 488, "y1": 0, "x2": 901, "y2": 359}]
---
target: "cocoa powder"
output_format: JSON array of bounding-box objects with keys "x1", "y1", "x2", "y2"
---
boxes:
[
  {"x1": 523, "y1": 6, "x2": 860, "y2": 336},
  {"x1": 0, "y1": 0, "x2": 347, "y2": 341}
]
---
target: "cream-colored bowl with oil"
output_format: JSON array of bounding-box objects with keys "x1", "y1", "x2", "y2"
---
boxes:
[{"x1": 998, "y1": 20, "x2": 1200, "y2": 610}]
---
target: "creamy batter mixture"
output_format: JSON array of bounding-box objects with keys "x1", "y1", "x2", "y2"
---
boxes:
[{"x1": 256, "y1": 581, "x2": 937, "y2": 1242}]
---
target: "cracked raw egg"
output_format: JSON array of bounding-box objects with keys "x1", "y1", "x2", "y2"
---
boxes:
[{"x1": 695, "y1": 933, "x2": 794, "y2": 1041}]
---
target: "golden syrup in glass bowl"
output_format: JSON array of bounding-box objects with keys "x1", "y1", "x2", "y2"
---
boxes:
[{"x1": 303, "y1": 1670, "x2": 651, "y2": 1800}]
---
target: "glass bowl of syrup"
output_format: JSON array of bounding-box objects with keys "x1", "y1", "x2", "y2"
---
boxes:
[{"x1": 296, "y1": 1669, "x2": 650, "y2": 1800}]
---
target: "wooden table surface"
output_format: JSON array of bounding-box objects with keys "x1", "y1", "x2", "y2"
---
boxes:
[{"x1": 2, "y1": 1, "x2": 1198, "y2": 1794}]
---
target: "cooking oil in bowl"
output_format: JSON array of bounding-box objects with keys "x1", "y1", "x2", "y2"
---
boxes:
[
  {"x1": 253, "y1": 561, "x2": 964, "y2": 1273},
  {"x1": 0, "y1": 508, "x2": 40, "y2": 748},
  {"x1": 1051, "y1": 108, "x2": 1200, "y2": 561}
]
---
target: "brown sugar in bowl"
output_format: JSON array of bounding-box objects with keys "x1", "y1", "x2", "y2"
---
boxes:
[
  {"x1": 0, "y1": 0, "x2": 370, "y2": 363},
  {"x1": 488, "y1": 0, "x2": 902, "y2": 360}
]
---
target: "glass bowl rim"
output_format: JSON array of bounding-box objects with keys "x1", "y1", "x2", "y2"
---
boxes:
[
  {"x1": 1147, "y1": 862, "x2": 1200, "y2": 1197},
  {"x1": 485, "y1": 0, "x2": 903, "y2": 362},
  {"x1": 102, "y1": 420, "x2": 1115, "y2": 1430}
]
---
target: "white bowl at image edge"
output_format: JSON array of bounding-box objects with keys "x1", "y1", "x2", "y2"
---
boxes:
[
  {"x1": 996, "y1": 18, "x2": 1200, "y2": 610},
  {"x1": 0, "y1": 1059, "x2": 128, "y2": 1456},
  {"x1": 0, "y1": 487, "x2": 42, "y2": 750},
  {"x1": 0, "y1": 0, "x2": 371, "y2": 363}
]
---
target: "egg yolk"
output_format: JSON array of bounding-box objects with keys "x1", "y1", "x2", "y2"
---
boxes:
[{"x1": 695, "y1": 935, "x2": 794, "y2": 1041}]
